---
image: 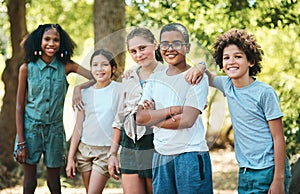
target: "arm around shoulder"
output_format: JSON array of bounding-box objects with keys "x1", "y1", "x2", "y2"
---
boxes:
[{"x1": 65, "y1": 61, "x2": 93, "y2": 80}]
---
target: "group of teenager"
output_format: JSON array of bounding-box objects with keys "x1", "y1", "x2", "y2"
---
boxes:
[{"x1": 14, "y1": 22, "x2": 291, "y2": 194}]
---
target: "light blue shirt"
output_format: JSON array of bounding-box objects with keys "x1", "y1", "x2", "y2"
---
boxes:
[{"x1": 214, "y1": 76, "x2": 283, "y2": 169}]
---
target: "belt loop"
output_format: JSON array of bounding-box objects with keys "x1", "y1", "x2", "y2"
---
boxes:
[{"x1": 243, "y1": 167, "x2": 247, "y2": 174}]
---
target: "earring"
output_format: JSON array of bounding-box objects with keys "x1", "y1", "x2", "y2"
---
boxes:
[
  {"x1": 38, "y1": 51, "x2": 42, "y2": 55},
  {"x1": 34, "y1": 51, "x2": 38, "y2": 56},
  {"x1": 61, "y1": 51, "x2": 68, "y2": 58}
]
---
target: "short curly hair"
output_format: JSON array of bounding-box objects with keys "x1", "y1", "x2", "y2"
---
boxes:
[{"x1": 213, "y1": 29, "x2": 263, "y2": 76}]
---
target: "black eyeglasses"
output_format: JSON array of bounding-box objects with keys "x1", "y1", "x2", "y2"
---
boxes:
[{"x1": 159, "y1": 41, "x2": 188, "y2": 51}]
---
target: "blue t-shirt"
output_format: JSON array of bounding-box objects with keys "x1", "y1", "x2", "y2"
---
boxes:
[{"x1": 214, "y1": 76, "x2": 283, "y2": 169}]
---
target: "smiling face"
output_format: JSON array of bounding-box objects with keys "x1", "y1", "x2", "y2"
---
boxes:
[
  {"x1": 222, "y1": 44, "x2": 254, "y2": 82},
  {"x1": 41, "y1": 28, "x2": 60, "y2": 62},
  {"x1": 128, "y1": 36, "x2": 158, "y2": 68},
  {"x1": 159, "y1": 31, "x2": 190, "y2": 67},
  {"x1": 91, "y1": 54, "x2": 114, "y2": 85}
]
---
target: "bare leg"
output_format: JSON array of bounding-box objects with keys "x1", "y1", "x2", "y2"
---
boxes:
[
  {"x1": 145, "y1": 177, "x2": 153, "y2": 194},
  {"x1": 81, "y1": 171, "x2": 91, "y2": 193},
  {"x1": 46, "y1": 167, "x2": 61, "y2": 194},
  {"x1": 122, "y1": 174, "x2": 146, "y2": 194},
  {"x1": 23, "y1": 163, "x2": 37, "y2": 194},
  {"x1": 87, "y1": 170, "x2": 109, "y2": 194}
]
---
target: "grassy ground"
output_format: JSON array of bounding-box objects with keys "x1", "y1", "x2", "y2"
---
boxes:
[{"x1": 0, "y1": 149, "x2": 239, "y2": 194}]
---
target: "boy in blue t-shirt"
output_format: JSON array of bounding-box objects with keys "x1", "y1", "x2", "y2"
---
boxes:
[{"x1": 189, "y1": 29, "x2": 291, "y2": 193}]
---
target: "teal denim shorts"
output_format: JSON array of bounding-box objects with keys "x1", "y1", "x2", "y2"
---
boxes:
[
  {"x1": 14, "y1": 118, "x2": 66, "y2": 168},
  {"x1": 238, "y1": 157, "x2": 291, "y2": 193}
]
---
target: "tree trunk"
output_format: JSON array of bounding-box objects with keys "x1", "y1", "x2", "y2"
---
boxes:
[
  {"x1": 0, "y1": 0, "x2": 27, "y2": 169},
  {"x1": 93, "y1": 0, "x2": 126, "y2": 79}
]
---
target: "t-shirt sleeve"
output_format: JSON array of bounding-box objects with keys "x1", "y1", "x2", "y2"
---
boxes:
[
  {"x1": 213, "y1": 76, "x2": 227, "y2": 96},
  {"x1": 261, "y1": 87, "x2": 283, "y2": 121},
  {"x1": 184, "y1": 74, "x2": 209, "y2": 112}
]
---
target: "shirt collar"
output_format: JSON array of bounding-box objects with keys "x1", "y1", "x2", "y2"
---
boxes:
[{"x1": 36, "y1": 57, "x2": 59, "y2": 70}]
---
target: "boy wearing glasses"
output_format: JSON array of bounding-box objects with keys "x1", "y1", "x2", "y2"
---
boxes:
[{"x1": 136, "y1": 23, "x2": 213, "y2": 194}]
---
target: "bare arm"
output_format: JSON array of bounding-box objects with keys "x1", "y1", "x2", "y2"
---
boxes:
[
  {"x1": 65, "y1": 61, "x2": 93, "y2": 79},
  {"x1": 72, "y1": 80, "x2": 95, "y2": 110},
  {"x1": 108, "y1": 128, "x2": 122, "y2": 180},
  {"x1": 136, "y1": 103, "x2": 199, "y2": 129},
  {"x1": 155, "y1": 106, "x2": 200, "y2": 129},
  {"x1": 65, "y1": 62, "x2": 95, "y2": 109},
  {"x1": 15, "y1": 64, "x2": 28, "y2": 163},
  {"x1": 205, "y1": 68, "x2": 216, "y2": 87},
  {"x1": 268, "y1": 117, "x2": 286, "y2": 194},
  {"x1": 66, "y1": 110, "x2": 85, "y2": 179}
]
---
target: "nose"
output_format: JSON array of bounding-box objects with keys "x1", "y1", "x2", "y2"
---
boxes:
[
  {"x1": 166, "y1": 44, "x2": 174, "y2": 51},
  {"x1": 136, "y1": 50, "x2": 143, "y2": 57},
  {"x1": 227, "y1": 57, "x2": 236, "y2": 64}
]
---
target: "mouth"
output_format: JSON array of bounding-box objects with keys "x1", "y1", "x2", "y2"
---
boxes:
[
  {"x1": 227, "y1": 66, "x2": 239, "y2": 71},
  {"x1": 165, "y1": 52, "x2": 177, "y2": 59},
  {"x1": 45, "y1": 48, "x2": 57, "y2": 54}
]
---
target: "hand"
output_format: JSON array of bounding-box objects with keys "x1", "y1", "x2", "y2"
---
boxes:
[
  {"x1": 16, "y1": 147, "x2": 28, "y2": 164},
  {"x1": 185, "y1": 61, "x2": 206, "y2": 85},
  {"x1": 66, "y1": 159, "x2": 76, "y2": 179},
  {"x1": 72, "y1": 86, "x2": 84, "y2": 111},
  {"x1": 268, "y1": 179, "x2": 285, "y2": 194},
  {"x1": 143, "y1": 99, "x2": 155, "y2": 110},
  {"x1": 122, "y1": 69, "x2": 134, "y2": 79},
  {"x1": 108, "y1": 155, "x2": 120, "y2": 180}
]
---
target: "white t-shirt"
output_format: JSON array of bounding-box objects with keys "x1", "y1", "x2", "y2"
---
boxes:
[
  {"x1": 81, "y1": 81, "x2": 122, "y2": 146},
  {"x1": 140, "y1": 68, "x2": 209, "y2": 155}
]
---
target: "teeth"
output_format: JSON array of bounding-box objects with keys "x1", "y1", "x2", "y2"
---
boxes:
[{"x1": 228, "y1": 67, "x2": 238, "y2": 70}]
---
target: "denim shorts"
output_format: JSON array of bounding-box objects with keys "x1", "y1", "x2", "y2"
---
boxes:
[
  {"x1": 152, "y1": 151, "x2": 213, "y2": 194},
  {"x1": 13, "y1": 119, "x2": 66, "y2": 168},
  {"x1": 76, "y1": 142, "x2": 110, "y2": 178},
  {"x1": 238, "y1": 157, "x2": 292, "y2": 193}
]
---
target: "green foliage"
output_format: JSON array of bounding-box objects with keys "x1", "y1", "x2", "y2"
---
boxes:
[{"x1": 25, "y1": 0, "x2": 93, "y2": 56}]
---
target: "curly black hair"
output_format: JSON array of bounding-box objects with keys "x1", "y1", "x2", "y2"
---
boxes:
[
  {"x1": 213, "y1": 29, "x2": 263, "y2": 76},
  {"x1": 22, "y1": 24, "x2": 76, "y2": 64}
]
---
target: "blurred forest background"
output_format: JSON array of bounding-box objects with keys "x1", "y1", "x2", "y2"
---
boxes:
[{"x1": 0, "y1": 0, "x2": 299, "y2": 192}]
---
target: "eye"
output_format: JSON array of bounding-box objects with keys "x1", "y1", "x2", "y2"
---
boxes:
[
  {"x1": 44, "y1": 37, "x2": 51, "y2": 41},
  {"x1": 129, "y1": 49, "x2": 137, "y2": 55},
  {"x1": 139, "y1": 46, "x2": 146, "y2": 51},
  {"x1": 173, "y1": 41, "x2": 182, "y2": 46},
  {"x1": 102, "y1": 63, "x2": 110, "y2": 66},
  {"x1": 54, "y1": 38, "x2": 60, "y2": 43},
  {"x1": 223, "y1": 56, "x2": 229, "y2": 60}
]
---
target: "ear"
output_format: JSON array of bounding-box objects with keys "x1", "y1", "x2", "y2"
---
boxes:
[
  {"x1": 185, "y1": 43, "x2": 191, "y2": 53},
  {"x1": 249, "y1": 61, "x2": 255, "y2": 67},
  {"x1": 153, "y1": 40, "x2": 159, "y2": 50},
  {"x1": 112, "y1": 66, "x2": 116, "y2": 73}
]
